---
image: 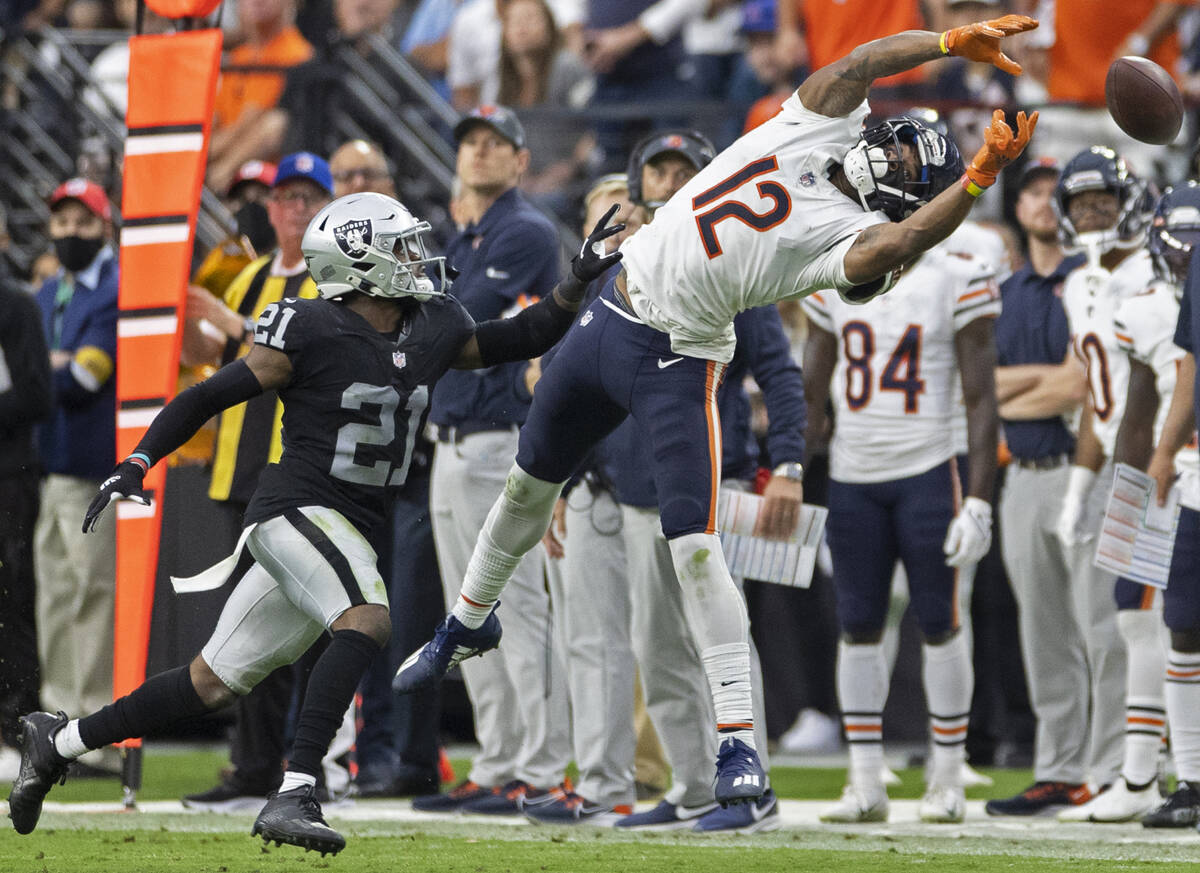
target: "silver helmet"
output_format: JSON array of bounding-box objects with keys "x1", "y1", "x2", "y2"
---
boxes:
[{"x1": 302, "y1": 193, "x2": 447, "y2": 300}]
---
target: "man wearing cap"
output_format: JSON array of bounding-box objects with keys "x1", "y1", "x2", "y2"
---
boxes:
[
  {"x1": 181, "y1": 152, "x2": 334, "y2": 811},
  {"x1": 986, "y1": 159, "x2": 1094, "y2": 815},
  {"x1": 32, "y1": 178, "x2": 120, "y2": 774},
  {"x1": 415, "y1": 104, "x2": 572, "y2": 812}
]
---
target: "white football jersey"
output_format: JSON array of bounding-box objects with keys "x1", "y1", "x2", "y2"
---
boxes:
[
  {"x1": 1062, "y1": 250, "x2": 1155, "y2": 457},
  {"x1": 1114, "y1": 279, "x2": 1200, "y2": 510},
  {"x1": 802, "y1": 247, "x2": 1000, "y2": 483},
  {"x1": 621, "y1": 94, "x2": 890, "y2": 363}
]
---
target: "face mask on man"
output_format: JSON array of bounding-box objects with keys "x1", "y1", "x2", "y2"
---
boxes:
[{"x1": 53, "y1": 235, "x2": 106, "y2": 273}]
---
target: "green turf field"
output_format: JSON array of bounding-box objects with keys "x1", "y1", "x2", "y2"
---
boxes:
[{"x1": 5, "y1": 747, "x2": 1199, "y2": 873}]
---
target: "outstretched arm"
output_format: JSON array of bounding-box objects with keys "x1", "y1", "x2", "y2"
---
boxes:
[
  {"x1": 842, "y1": 109, "x2": 1037, "y2": 289},
  {"x1": 453, "y1": 206, "x2": 624, "y2": 369},
  {"x1": 81, "y1": 347, "x2": 289, "y2": 532},
  {"x1": 797, "y1": 15, "x2": 1037, "y2": 118}
]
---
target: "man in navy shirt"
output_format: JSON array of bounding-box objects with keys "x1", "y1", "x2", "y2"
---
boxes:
[
  {"x1": 987, "y1": 160, "x2": 1102, "y2": 816},
  {"x1": 417, "y1": 105, "x2": 573, "y2": 813}
]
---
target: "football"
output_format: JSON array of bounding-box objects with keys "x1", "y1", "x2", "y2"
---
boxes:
[{"x1": 1105, "y1": 56, "x2": 1184, "y2": 145}]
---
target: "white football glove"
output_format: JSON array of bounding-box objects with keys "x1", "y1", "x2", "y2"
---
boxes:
[
  {"x1": 943, "y1": 496, "x2": 993, "y2": 568},
  {"x1": 1055, "y1": 465, "x2": 1097, "y2": 546}
]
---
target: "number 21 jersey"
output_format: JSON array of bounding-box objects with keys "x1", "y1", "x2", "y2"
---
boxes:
[{"x1": 243, "y1": 295, "x2": 475, "y2": 537}]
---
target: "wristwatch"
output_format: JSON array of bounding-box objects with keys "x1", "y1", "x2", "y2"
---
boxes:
[{"x1": 772, "y1": 462, "x2": 805, "y2": 482}]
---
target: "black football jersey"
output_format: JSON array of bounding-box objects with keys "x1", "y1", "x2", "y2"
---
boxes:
[{"x1": 243, "y1": 294, "x2": 475, "y2": 536}]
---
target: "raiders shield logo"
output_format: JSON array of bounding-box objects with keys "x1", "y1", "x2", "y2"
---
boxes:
[{"x1": 334, "y1": 219, "x2": 372, "y2": 257}]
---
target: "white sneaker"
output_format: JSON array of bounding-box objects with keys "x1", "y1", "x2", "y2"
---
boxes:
[
  {"x1": 880, "y1": 765, "x2": 902, "y2": 787},
  {"x1": 0, "y1": 745, "x2": 21, "y2": 781},
  {"x1": 1056, "y1": 778, "x2": 1163, "y2": 823},
  {"x1": 920, "y1": 783, "x2": 966, "y2": 823},
  {"x1": 820, "y1": 784, "x2": 888, "y2": 823},
  {"x1": 779, "y1": 709, "x2": 841, "y2": 754}
]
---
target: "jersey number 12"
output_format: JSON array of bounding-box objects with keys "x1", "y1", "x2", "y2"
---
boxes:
[{"x1": 691, "y1": 156, "x2": 792, "y2": 259}]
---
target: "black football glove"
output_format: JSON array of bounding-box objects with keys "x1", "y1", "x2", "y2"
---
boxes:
[
  {"x1": 557, "y1": 204, "x2": 626, "y2": 307},
  {"x1": 82, "y1": 460, "x2": 151, "y2": 533}
]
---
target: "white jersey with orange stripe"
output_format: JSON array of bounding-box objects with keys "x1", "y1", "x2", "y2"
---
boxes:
[
  {"x1": 1114, "y1": 278, "x2": 1200, "y2": 510},
  {"x1": 620, "y1": 93, "x2": 890, "y2": 364},
  {"x1": 802, "y1": 246, "x2": 1000, "y2": 484},
  {"x1": 1062, "y1": 250, "x2": 1155, "y2": 458}
]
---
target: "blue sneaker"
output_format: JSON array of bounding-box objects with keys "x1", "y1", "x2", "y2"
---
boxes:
[
  {"x1": 713, "y1": 737, "x2": 765, "y2": 806},
  {"x1": 693, "y1": 788, "x2": 780, "y2": 833},
  {"x1": 524, "y1": 791, "x2": 631, "y2": 825},
  {"x1": 393, "y1": 608, "x2": 502, "y2": 694},
  {"x1": 614, "y1": 799, "x2": 718, "y2": 831}
]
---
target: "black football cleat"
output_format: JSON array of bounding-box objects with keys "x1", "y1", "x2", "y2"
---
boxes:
[
  {"x1": 7, "y1": 711, "x2": 71, "y2": 835},
  {"x1": 251, "y1": 784, "x2": 346, "y2": 856}
]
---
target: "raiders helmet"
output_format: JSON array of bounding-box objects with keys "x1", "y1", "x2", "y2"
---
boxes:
[
  {"x1": 1149, "y1": 181, "x2": 1200, "y2": 287},
  {"x1": 1053, "y1": 146, "x2": 1153, "y2": 257},
  {"x1": 843, "y1": 116, "x2": 964, "y2": 222},
  {"x1": 302, "y1": 193, "x2": 447, "y2": 301}
]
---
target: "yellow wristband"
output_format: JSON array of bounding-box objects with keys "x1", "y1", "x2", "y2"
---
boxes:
[
  {"x1": 939, "y1": 31, "x2": 949, "y2": 55},
  {"x1": 961, "y1": 175, "x2": 986, "y2": 198}
]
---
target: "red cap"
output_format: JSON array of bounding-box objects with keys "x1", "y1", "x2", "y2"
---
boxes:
[
  {"x1": 49, "y1": 178, "x2": 112, "y2": 221},
  {"x1": 228, "y1": 160, "x2": 277, "y2": 196}
]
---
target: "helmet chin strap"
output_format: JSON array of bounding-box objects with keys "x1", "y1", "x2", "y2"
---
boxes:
[{"x1": 1065, "y1": 229, "x2": 1119, "y2": 262}]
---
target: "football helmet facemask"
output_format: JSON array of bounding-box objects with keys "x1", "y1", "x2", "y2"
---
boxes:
[
  {"x1": 303, "y1": 193, "x2": 447, "y2": 301},
  {"x1": 1053, "y1": 146, "x2": 1153, "y2": 258},
  {"x1": 1149, "y1": 181, "x2": 1200, "y2": 288},
  {"x1": 843, "y1": 116, "x2": 964, "y2": 222}
]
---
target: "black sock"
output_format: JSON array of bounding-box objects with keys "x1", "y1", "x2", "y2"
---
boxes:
[
  {"x1": 286, "y1": 629, "x2": 379, "y2": 778},
  {"x1": 77, "y1": 665, "x2": 210, "y2": 750}
]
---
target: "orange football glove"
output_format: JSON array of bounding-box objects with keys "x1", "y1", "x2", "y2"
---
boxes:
[
  {"x1": 964, "y1": 109, "x2": 1038, "y2": 193},
  {"x1": 941, "y1": 15, "x2": 1038, "y2": 75}
]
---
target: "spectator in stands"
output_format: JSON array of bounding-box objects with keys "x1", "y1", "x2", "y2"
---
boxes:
[
  {"x1": 414, "y1": 104, "x2": 572, "y2": 814},
  {"x1": 207, "y1": 0, "x2": 314, "y2": 194},
  {"x1": 582, "y1": 0, "x2": 707, "y2": 167},
  {"x1": 401, "y1": 0, "x2": 469, "y2": 100},
  {"x1": 181, "y1": 154, "x2": 335, "y2": 811},
  {"x1": 1024, "y1": 0, "x2": 1190, "y2": 179},
  {"x1": 774, "y1": 0, "x2": 929, "y2": 104},
  {"x1": 446, "y1": 0, "x2": 583, "y2": 109},
  {"x1": 329, "y1": 140, "x2": 396, "y2": 198},
  {"x1": 0, "y1": 206, "x2": 52, "y2": 782},
  {"x1": 739, "y1": 0, "x2": 795, "y2": 136},
  {"x1": 32, "y1": 178, "x2": 119, "y2": 776},
  {"x1": 498, "y1": 0, "x2": 591, "y2": 107}
]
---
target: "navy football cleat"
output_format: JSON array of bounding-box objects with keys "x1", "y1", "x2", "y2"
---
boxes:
[
  {"x1": 7, "y1": 711, "x2": 71, "y2": 835},
  {"x1": 251, "y1": 784, "x2": 345, "y2": 856},
  {"x1": 393, "y1": 607, "x2": 502, "y2": 694},
  {"x1": 713, "y1": 737, "x2": 766, "y2": 807}
]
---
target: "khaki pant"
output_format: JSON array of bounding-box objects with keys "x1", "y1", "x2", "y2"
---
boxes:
[{"x1": 34, "y1": 474, "x2": 118, "y2": 770}]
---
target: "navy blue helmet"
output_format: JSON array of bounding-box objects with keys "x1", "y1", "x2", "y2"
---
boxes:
[
  {"x1": 1149, "y1": 181, "x2": 1200, "y2": 286},
  {"x1": 1053, "y1": 146, "x2": 1153, "y2": 255},
  {"x1": 843, "y1": 116, "x2": 964, "y2": 222}
]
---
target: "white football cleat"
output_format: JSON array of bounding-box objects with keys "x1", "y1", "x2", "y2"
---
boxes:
[
  {"x1": 961, "y1": 762, "x2": 993, "y2": 787},
  {"x1": 920, "y1": 783, "x2": 966, "y2": 823},
  {"x1": 819, "y1": 784, "x2": 889, "y2": 823},
  {"x1": 880, "y1": 765, "x2": 902, "y2": 787},
  {"x1": 1056, "y1": 777, "x2": 1162, "y2": 823}
]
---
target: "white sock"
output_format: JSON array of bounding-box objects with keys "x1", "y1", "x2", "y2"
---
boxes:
[
  {"x1": 1118, "y1": 610, "x2": 1167, "y2": 786},
  {"x1": 278, "y1": 770, "x2": 318, "y2": 794},
  {"x1": 703, "y1": 642, "x2": 755, "y2": 748},
  {"x1": 923, "y1": 633, "x2": 972, "y2": 787},
  {"x1": 838, "y1": 640, "x2": 887, "y2": 787},
  {"x1": 1166, "y1": 649, "x2": 1200, "y2": 782},
  {"x1": 453, "y1": 467, "x2": 561, "y2": 629},
  {"x1": 53, "y1": 719, "x2": 88, "y2": 760}
]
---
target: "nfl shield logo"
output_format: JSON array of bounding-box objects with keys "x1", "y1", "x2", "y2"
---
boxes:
[
  {"x1": 334, "y1": 219, "x2": 372, "y2": 257},
  {"x1": 799, "y1": 172, "x2": 815, "y2": 187},
  {"x1": 393, "y1": 351, "x2": 407, "y2": 369},
  {"x1": 580, "y1": 310, "x2": 594, "y2": 326}
]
